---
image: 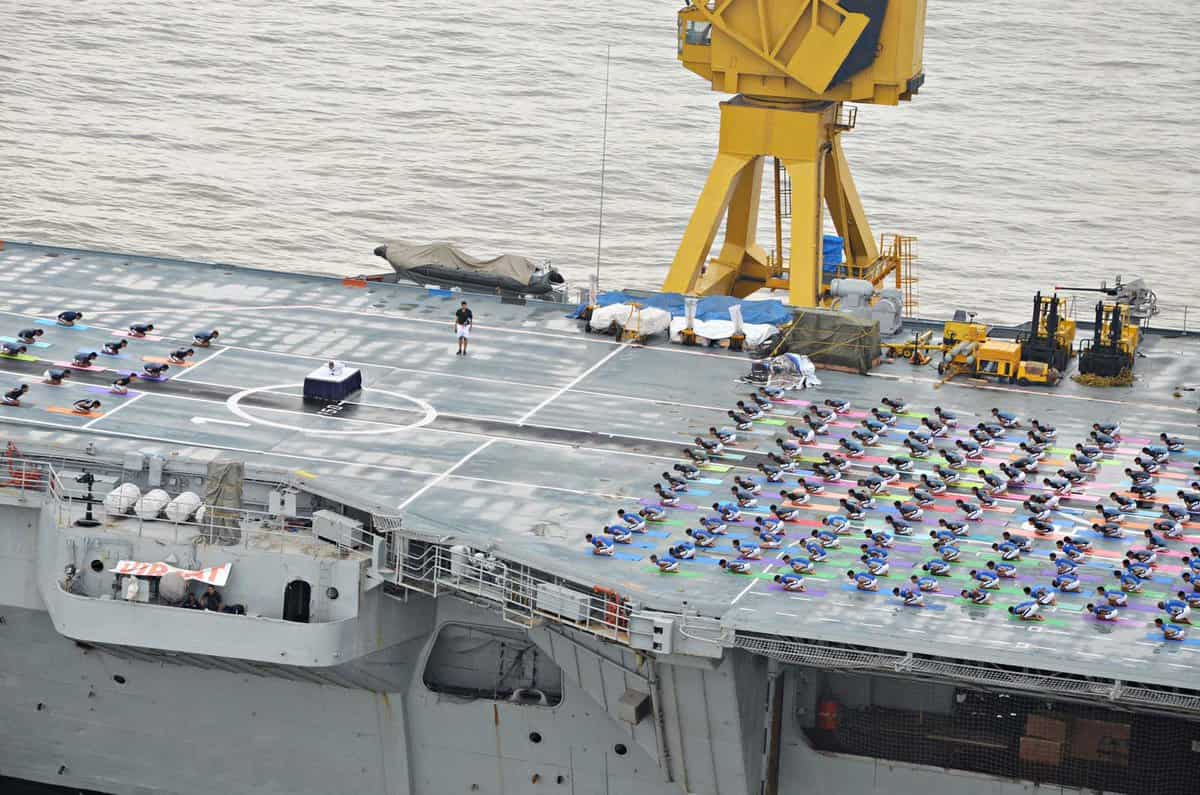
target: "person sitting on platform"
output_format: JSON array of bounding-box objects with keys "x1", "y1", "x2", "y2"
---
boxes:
[
  {"x1": 987, "y1": 560, "x2": 1017, "y2": 579},
  {"x1": 201, "y1": 584, "x2": 224, "y2": 611},
  {"x1": 1158, "y1": 598, "x2": 1192, "y2": 624},
  {"x1": 1095, "y1": 585, "x2": 1127, "y2": 607},
  {"x1": 56, "y1": 310, "x2": 83, "y2": 327},
  {"x1": 43, "y1": 368, "x2": 70, "y2": 385},
  {"x1": 601, "y1": 524, "x2": 633, "y2": 544},
  {"x1": 72, "y1": 398, "x2": 101, "y2": 414},
  {"x1": 1155, "y1": 618, "x2": 1186, "y2": 641},
  {"x1": 193, "y1": 329, "x2": 220, "y2": 347},
  {"x1": 781, "y1": 554, "x2": 816, "y2": 575},
  {"x1": 710, "y1": 425, "x2": 737, "y2": 445},
  {"x1": 911, "y1": 574, "x2": 940, "y2": 592},
  {"x1": 1052, "y1": 572, "x2": 1081, "y2": 592},
  {"x1": 712, "y1": 501, "x2": 741, "y2": 522},
  {"x1": 181, "y1": 592, "x2": 203, "y2": 610},
  {"x1": 1009, "y1": 600, "x2": 1045, "y2": 621},
  {"x1": 923, "y1": 559, "x2": 952, "y2": 576},
  {"x1": 847, "y1": 569, "x2": 879, "y2": 591},
  {"x1": 72, "y1": 350, "x2": 98, "y2": 367},
  {"x1": 169, "y1": 347, "x2": 195, "y2": 364},
  {"x1": 648, "y1": 554, "x2": 679, "y2": 573},
  {"x1": 616, "y1": 509, "x2": 645, "y2": 532},
  {"x1": 727, "y1": 410, "x2": 754, "y2": 432},
  {"x1": 719, "y1": 559, "x2": 752, "y2": 574},
  {"x1": 961, "y1": 588, "x2": 990, "y2": 605},
  {"x1": 1087, "y1": 602, "x2": 1119, "y2": 621},
  {"x1": 1001, "y1": 531, "x2": 1034, "y2": 554},
  {"x1": 1024, "y1": 584, "x2": 1056, "y2": 606},
  {"x1": 109, "y1": 374, "x2": 136, "y2": 395},
  {"x1": 3, "y1": 384, "x2": 29, "y2": 406},
  {"x1": 101, "y1": 339, "x2": 128, "y2": 356},
  {"x1": 1, "y1": 342, "x2": 27, "y2": 357},
  {"x1": 732, "y1": 539, "x2": 762, "y2": 560},
  {"x1": 893, "y1": 586, "x2": 923, "y2": 606},
  {"x1": 16, "y1": 328, "x2": 43, "y2": 344},
  {"x1": 586, "y1": 533, "x2": 615, "y2": 556},
  {"x1": 774, "y1": 573, "x2": 806, "y2": 592},
  {"x1": 674, "y1": 462, "x2": 700, "y2": 480},
  {"x1": 992, "y1": 541, "x2": 1021, "y2": 561},
  {"x1": 662, "y1": 471, "x2": 689, "y2": 491},
  {"x1": 670, "y1": 543, "x2": 696, "y2": 560},
  {"x1": 684, "y1": 527, "x2": 716, "y2": 548},
  {"x1": 129, "y1": 322, "x2": 155, "y2": 337},
  {"x1": 1113, "y1": 568, "x2": 1143, "y2": 593},
  {"x1": 142, "y1": 362, "x2": 169, "y2": 378}
]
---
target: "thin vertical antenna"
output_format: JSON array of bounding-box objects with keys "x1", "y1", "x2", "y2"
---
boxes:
[{"x1": 595, "y1": 44, "x2": 612, "y2": 289}]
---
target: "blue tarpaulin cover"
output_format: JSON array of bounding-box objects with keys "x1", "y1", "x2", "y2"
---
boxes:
[{"x1": 571, "y1": 293, "x2": 792, "y2": 326}]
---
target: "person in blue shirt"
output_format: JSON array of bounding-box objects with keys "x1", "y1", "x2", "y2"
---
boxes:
[
  {"x1": 991, "y1": 407, "x2": 1019, "y2": 428},
  {"x1": 1095, "y1": 585, "x2": 1126, "y2": 607},
  {"x1": 780, "y1": 555, "x2": 816, "y2": 575},
  {"x1": 1142, "y1": 444, "x2": 1170, "y2": 463},
  {"x1": 193, "y1": 329, "x2": 220, "y2": 347},
  {"x1": 56, "y1": 310, "x2": 84, "y2": 327},
  {"x1": 804, "y1": 541, "x2": 829, "y2": 562},
  {"x1": 1052, "y1": 572, "x2": 1081, "y2": 592},
  {"x1": 872, "y1": 406, "x2": 898, "y2": 425},
  {"x1": 1160, "y1": 432, "x2": 1186, "y2": 453},
  {"x1": 698, "y1": 515, "x2": 727, "y2": 534},
  {"x1": 601, "y1": 524, "x2": 633, "y2": 544},
  {"x1": 616, "y1": 509, "x2": 645, "y2": 532},
  {"x1": 1184, "y1": 572, "x2": 1200, "y2": 593},
  {"x1": 838, "y1": 498, "x2": 866, "y2": 521},
  {"x1": 731, "y1": 486, "x2": 758, "y2": 508},
  {"x1": 648, "y1": 554, "x2": 680, "y2": 573},
  {"x1": 712, "y1": 501, "x2": 741, "y2": 522},
  {"x1": 674, "y1": 462, "x2": 701, "y2": 480},
  {"x1": 992, "y1": 541, "x2": 1021, "y2": 561},
  {"x1": 957, "y1": 438, "x2": 985, "y2": 459},
  {"x1": 1024, "y1": 585, "x2": 1056, "y2": 606},
  {"x1": 640, "y1": 506, "x2": 667, "y2": 522},
  {"x1": 1121, "y1": 558, "x2": 1153, "y2": 581},
  {"x1": 733, "y1": 475, "x2": 762, "y2": 496},
  {"x1": 755, "y1": 515, "x2": 784, "y2": 535},
  {"x1": 1176, "y1": 589, "x2": 1200, "y2": 610},
  {"x1": 932, "y1": 463, "x2": 961, "y2": 484},
  {"x1": 684, "y1": 528, "x2": 716, "y2": 548},
  {"x1": 893, "y1": 586, "x2": 924, "y2": 606},
  {"x1": 1055, "y1": 539, "x2": 1084, "y2": 562},
  {"x1": 962, "y1": 588, "x2": 991, "y2": 605},
  {"x1": 860, "y1": 542, "x2": 888, "y2": 560},
  {"x1": 1157, "y1": 598, "x2": 1192, "y2": 624},
  {"x1": 1062, "y1": 534, "x2": 1093, "y2": 553},
  {"x1": 847, "y1": 569, "x2": 878, "y2": 591},
  {"x1": 586, "y1": 534, "x2": 615, "y2": 556},
  {"x1": 1153, "y1": 518, "x2": 1183, "y2": 540},
  {"x1": 1095, "y1": 504, "x2": 1123, "y2": 523},
  {"x1": 864, "y1": 529, "x2": 894, "y2": 549},
  {"x1": 1154, "y1": 618, "x2": 1186, "y2": 640},
  {"x1": 923, "y1": 559, "x2": 952, "y2": 576},
  {"x1": 732, "y1": 539, "x2": 762, "y2": 560},
  {"x1": 719, "y1": 559, "x2": 752, "y2": 574},
  {"x1": 1043, "y1": 476, "x2": 1072, "y2": 496},
  {"x1": 811, "y1": 529, "x2": 841, "y2": 549},
  {"x1": 1181, "y1": 549, "x2": 1200, "y2": 575},
  {"x1": 930, "y1": 528, "x2": 957, "y2": 546},
  {"x1": 935, "y1": 541, "x2": 962, "y2": 562},
  {"x1": 986, "y1": 560, "x2": 1017, "y2": 579},
  {"x1": 774, "y1": 573, "x2": 806, "y2": 592},
  {"x1": 970, "y1": 568, "x2": 1000, "y2": 590},
  {"x1": 1086, "y1": 602, "x2": 1118, "y2": 621},
  {"x1": 1023, "y1": 500, "x2": 1051, "y2": 522},
  {"x1": 1126, "y1": 547, "x2": 1157, "y2": 567},
  {"x1": 670, "y1": 543, "x2": 696, "y2": 560},
  {"x1": 1002, "y1": 531, "x2": 1034, "y2": 554},
  {"x1": 894, "y1": 500, "x2": 924, "y2": 521},
  {"x1": 1113, "y1": 568, "x2": 1143, "y2": 593},
  {"x1": 1109, "y1": 492, "x2": 1137, "y2": 513},
  {"x1": 1048, "y1": 553, "x2": 1078, "y2": 576},
  {"x1": 1009, "y1": 601, "x2": 1045, "y2": 621},
  {"x1": 861, "y1": 554, "x2": 889, "y2": 577},
  {"x1": 757, "y1": 531, "x2": 783, "y2": 550},
  {"x1": 757, "y1": 463, "x2": 784, "y2": 483},
  {"x1": 911, "y1": 574, "x2": 940, "y2": 592}
]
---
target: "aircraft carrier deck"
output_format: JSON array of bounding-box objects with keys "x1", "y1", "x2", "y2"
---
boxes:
[{"x1": 1, "y1": 240, "x2": 1198, "y2": 697}]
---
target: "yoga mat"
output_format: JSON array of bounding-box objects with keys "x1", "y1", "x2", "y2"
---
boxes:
[
  {"x1": 117, "y1": 331, "x2": 163, "y2": 341},
  {"x1": 0, "y1": 353, "x2": 38, "y2": 362},
  {"x1": 54, "y1": 361, "x2": 107, "y2": 372},
  {"x1": 143, "y1": 356, "x2": 193, "y2": 368},
  {"x1": 45, "y1": 406, "x2": 103, "y2": 419},
  {"x1": 35, "y1": 318, "x2": 89, "y2": 330},
  {"x1": 0, "y1": 337, "x2": 51, "y2": 349},
  {"x1": 86, "y1": 386, "x2": 141, "y2": 398}
]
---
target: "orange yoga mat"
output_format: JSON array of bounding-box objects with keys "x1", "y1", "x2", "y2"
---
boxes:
[{"x1": 46, "y1": 406, "x2": 104, "y2": 419}]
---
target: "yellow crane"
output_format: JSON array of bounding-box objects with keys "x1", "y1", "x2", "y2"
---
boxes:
[{"x1": 663, "y1": 1, "x2": 928, "y2": 307}]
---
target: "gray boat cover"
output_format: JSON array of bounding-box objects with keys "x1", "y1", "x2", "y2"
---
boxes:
[{"x1": 380, "y1": 241, "x2": 538, "y2": 284}]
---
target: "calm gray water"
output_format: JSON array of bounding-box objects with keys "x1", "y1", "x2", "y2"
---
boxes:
[{"x1": 3, "y1": 1, "x2": 1198, "y2": 324}]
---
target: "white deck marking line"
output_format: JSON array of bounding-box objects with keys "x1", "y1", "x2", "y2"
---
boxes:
[
  {"x1": 396, "y1": 439, "x2": 496, "y2": 511},
  {"x1": 168, "y1": 345, "x2": 231, "y2": 383},
  {"x1": 81, "y1": 304, "x2": 317, "y2": 318},
  {"x1": 517, "y1": 344, "x2": 628, "y2": 425},
  {"x1": 731, "y1": 563, "x2": 773, "y2": 605},
  {"x1": 82, "y1": 392, "x2": 146, "y2": 429}
]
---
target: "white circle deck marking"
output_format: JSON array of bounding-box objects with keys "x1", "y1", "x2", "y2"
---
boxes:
[{"x1": 225, "y1": 383, "x2": 436, "y2": 436}]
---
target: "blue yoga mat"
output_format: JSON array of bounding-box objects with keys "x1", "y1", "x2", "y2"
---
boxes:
[
  {"x1": 0, "y1": 336, "x2": 51, "y2": 349},
  {"x1": 35, "y1": 318, "x2": 89, "y2": 330}
]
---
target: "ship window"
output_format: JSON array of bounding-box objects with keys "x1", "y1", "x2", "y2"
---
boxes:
[
  {"x1": 283, "y1": 579, "x2": 311, "y2": 623},
  {"x1": 685, "y1": 21, "x2": 713, "y2": 46},
  {"x1": 423, "y1": 623, "x2": 562, "y2": 707}
]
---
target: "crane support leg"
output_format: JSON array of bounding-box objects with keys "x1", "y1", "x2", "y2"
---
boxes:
[{"x1": 663, "y1": 96, "x2": 875, "y2": 306}]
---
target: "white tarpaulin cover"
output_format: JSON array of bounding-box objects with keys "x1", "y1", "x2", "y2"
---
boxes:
[
  {"x1": 669, "y1": 317, "x2": 777, "y2": 348},
  {"x1": 109, "y1": 560, "x2": 231, "y2": 587},
  {"x1": 381, "y1": 241, "x2": 538, "y2": 283},
  {"x1": 588, "y1": 304, "x2": 672, "y2": 337}
]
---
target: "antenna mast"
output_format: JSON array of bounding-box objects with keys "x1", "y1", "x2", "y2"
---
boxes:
[{"x1": 594, "y1": 45, "x2": 612, "y2": 291}]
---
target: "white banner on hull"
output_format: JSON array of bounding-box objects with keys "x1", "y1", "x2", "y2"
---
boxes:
[{"x1": 109, "y1": 560, "x2": 231, "y2": 586}]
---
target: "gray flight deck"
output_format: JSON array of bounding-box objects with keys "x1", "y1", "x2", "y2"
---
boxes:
[{"x1": 1, "y1": 240, "x2": 1199, "y2": 693}]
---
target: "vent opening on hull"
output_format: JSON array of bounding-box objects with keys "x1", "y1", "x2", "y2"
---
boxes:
[
  {"x1": 422, "y1": 623, "x2": 562, "y2": 706},
  {"x1": 800, "y1": 668, "x2": 1200, "y2": 794}
]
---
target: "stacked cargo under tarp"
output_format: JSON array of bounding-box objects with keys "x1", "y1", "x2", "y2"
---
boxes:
[{"x1": 779, "y1": 307, "x2": 882, "y2": 374}]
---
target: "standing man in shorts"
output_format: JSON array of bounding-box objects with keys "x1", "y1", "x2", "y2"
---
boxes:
[{"x1": 455, "y1": 301, "x2": 473, "y2": 356}]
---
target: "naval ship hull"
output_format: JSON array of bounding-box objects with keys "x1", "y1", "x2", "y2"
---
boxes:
[{"x1": 1, "y1": 242, "x2": 1198, "y2": 795}]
